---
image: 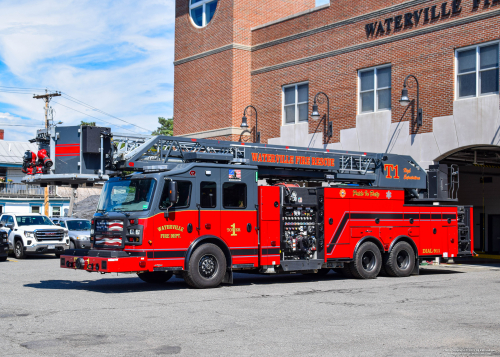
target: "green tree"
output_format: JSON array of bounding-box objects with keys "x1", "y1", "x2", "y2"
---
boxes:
[
  {"x1": 81, "y1": 120, "x2": 96, "y2": 126},
  {"x1": 152, "y1": 117, "x2": 173, "y2": 136}
]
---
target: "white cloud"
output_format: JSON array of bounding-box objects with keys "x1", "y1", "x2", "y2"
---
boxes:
[{"x1": 0, "y1": 0, "x2": 176, "y2": 140}]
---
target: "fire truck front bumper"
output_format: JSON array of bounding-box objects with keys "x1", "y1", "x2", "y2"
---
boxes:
[{"x1": 60, "y1": 249, "x2": 149, "y2": 273}]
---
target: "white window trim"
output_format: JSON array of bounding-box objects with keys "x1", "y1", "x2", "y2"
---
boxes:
[
  {"x1": 455, "y1": 41, "x2": 499, "y2": 100},
  {"x1": 51, "y1": 206, "x2": 61, "y2": 218},
  {"x1": 282, "y1": 81, "x2": 309, "y2": 125},
  {"x1": 30, "y1": 205, "x2": 41, "y2": 214},
  {"x1": 358, "y1": 64, "x2": 392, "y2": 114},
  {"x1": 189, "y1": 0, "x2": 217, "y2": 28}
]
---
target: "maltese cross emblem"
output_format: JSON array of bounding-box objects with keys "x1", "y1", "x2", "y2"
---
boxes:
[{"x1": 386, "y1": 191, "x2": 392, "y2": 199}]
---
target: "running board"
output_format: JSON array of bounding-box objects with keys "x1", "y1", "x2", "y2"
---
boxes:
[{"x1": 280, "y1": 259, "x2": 323, "y2": 271}]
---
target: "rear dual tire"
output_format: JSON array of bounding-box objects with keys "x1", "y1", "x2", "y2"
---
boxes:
[
  {"x1": 349, "y1": 242, "x2": 382, "y2": 279},
  {"x1": 384, "y1": 241, "x2": 415, "y2": 278}
]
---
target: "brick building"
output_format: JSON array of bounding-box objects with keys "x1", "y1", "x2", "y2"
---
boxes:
[{"x1": 174, "y1": 0, "x2": 500, "y2": 255}]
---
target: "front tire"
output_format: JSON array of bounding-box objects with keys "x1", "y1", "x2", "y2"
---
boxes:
[
  {"x1": 137, "y1": 271, "x2": 173, "y2": 284},
  {"x1": 350, "y1": 242, "x2": 382, "y2": 279},
  {"x1": 183, "y1": 243, "x2": 226, "y2": 289},
  {"x1": 385, "y1": 241, "x2": 415, "y2": 277},
  {"x1": 14, "y1": 240, "x2": 26, "y2": 259}
]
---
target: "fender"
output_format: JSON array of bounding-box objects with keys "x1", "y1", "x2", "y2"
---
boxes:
[
  {"x1": 353, "y1": 236, "x2": 384, "y2": 260},
  {"x1": 184, "y1": 235, "x2": 232, "y2": 271},
  {"x1": 388, "y1": 235, "x2": 419, "y2": 258}
]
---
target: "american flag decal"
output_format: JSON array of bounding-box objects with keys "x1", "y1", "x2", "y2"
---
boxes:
[{"x1": 95, "y1": 220, "x2": 123, "y2": 247}]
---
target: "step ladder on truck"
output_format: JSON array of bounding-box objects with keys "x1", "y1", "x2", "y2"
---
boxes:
[{"x1": 22, "y1": 125, "x2": 472, "y2": 288}]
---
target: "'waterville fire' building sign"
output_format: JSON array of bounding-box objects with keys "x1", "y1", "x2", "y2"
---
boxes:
[{"x1": 365, "y1": 0, "x2": 494, "y2": 37}]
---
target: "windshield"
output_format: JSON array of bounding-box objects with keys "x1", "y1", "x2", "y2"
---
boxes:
[
  {"x1": 17, "y1": 216, "x2": 55, "y2": 226},
  {"x1": 66, "y1": 220, "x2": 91, "y2": 231},
  {"x1": 98, "y1": 178, "x2": 156, "y2": 212}
]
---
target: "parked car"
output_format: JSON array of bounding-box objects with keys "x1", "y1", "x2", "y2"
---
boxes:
[
  {"x1": 51, "y1": 218, "x2": 91, "y2": 250},
  {"x1": 0, "y1": 231, "x2": 8, "y2": 261},
  {"x1": 0, "y1": 213, "x2": 69, "y2": 259}
]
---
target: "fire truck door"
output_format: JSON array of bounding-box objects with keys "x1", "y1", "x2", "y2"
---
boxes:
[
  {"x1": 220, "y1": 169, "x2": 259, "y2": 267},
  {"x1": 155, "y1": 177, "x2": 198, "y2": 256},
  {"x1": 196, "y1": 168, "x2": 221, "y2": 239}
]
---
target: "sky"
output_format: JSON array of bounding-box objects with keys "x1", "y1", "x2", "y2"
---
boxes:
[{"x1": 0, "y1": 0, "x2": 328, "y2": 142}]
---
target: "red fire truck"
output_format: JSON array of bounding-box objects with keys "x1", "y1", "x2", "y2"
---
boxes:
[{"x1": 24, "y1": 126, "x2": 473, "y2": 288}]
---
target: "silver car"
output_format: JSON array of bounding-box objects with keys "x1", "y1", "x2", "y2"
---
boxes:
[{"x1": 52, "y1": 218, "x2": 91, "y2": 250}]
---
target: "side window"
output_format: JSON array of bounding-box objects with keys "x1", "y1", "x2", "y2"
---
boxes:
[
  {"x1": 223, "y1": 183, "x2": 247, "y2": 209},
  {"x1": 159, "y1": 181, "x2": 192, "y2": 209},
  {"x1": 200, "y1": 182, "x2": 216, "y2": 208},
  {"x1": 7, "y1": 216, "x2": 14, "y2": 225}
]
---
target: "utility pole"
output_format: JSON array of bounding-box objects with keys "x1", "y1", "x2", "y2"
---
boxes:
[{"x1": 33, "y1": 90, "x2": 61, "y2": 217}]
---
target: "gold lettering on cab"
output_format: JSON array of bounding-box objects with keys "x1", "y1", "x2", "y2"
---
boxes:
[
  {"x1": 160, "y1": 234, "x2": 181, "y2": 239},
  {"x1": 157, "y1": 225, "x2": 184, "y2": 232}
]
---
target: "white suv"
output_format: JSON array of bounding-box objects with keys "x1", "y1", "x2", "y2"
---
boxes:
[{"x1": 0, "y1": 214, "x2": 69, "y2": 259}]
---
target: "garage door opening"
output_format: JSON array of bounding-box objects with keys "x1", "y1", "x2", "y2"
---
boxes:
[{"x1": 438, "y1": 145, "x2": 500, "y2": 255}]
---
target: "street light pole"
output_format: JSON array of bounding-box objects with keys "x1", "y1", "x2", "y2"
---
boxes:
[
  {"x1": 311, "y1": 92, "x2": 332, "y2": 143},
  {"x1": 241, "y1": 105, "x2": 260, "y2": 143},
  {"x1": 399, "y1": 75, "x2": 423, "y2": 126}
]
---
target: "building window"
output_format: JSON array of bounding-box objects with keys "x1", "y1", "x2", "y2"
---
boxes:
[
  {"x1": 283, "y1": 83, "x2": 309, "y2": 124},
  {"x1": 456, "y1": 42, "x2": 499, "y2": 99},
  {"x1": 190, "y1": 0, "x2": 218, "y2": 27},
  {"x1": 31, "y1": 206, "x2": 41, "y2": 214},
  {"x1": 359, "y1": 65, "x2": 392, "y2": 113},
  {"x1": 51, "y1": 207, "x2": 61, "y2": 218}
]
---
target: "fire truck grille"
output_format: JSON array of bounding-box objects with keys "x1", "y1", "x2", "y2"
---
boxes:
[{"x1": 35, "y1": 230, "x2": 64, "y2": 241}]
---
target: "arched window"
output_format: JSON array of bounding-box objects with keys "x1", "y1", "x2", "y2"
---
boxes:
[{"x1": 190, "y1": 0, "x2": 218, "y2": 28}]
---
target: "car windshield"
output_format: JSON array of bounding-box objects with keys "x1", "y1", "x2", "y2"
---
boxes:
[
  {"x1": 97, "y1": 178, "x2": 156, "y2": 212},
  {"x1": 66, "y1": 220, "x2": 91, "y2": 231},
  {"x1": 16, "y1": 216, "x2": 55, "y2": 226}
]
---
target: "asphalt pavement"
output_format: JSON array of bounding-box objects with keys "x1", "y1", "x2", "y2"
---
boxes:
[{"x1": 1, "y1": 255, "x2": 499, "y2": 357}]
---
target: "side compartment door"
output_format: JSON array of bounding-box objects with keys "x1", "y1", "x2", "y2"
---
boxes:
[
  {"x1": 220, "y1": 169, "x2": 259, "y2": 268},
  {"x1": 258, "y1": 186, "x2": 281, "y2": 266}
]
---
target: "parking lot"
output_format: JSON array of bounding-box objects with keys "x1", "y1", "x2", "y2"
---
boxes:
[{"x1": 1, "y1": 256, "x2": 499, "y2": 357}]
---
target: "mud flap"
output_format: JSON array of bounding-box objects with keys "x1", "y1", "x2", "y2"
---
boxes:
[
  {"x1": 222, "y1": 270, "x2": 233, "y2": 284},
  {"x1": 411, "y1": 260, "x2": 420, "y2": 275}
]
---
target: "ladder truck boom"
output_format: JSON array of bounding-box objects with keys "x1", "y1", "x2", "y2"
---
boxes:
[
  {"x1": 21, "y1": 125, "x2": 471, "y2": 288},
  {"x1": 24, "y1": 125, "x2": 456, "y2": 201}
]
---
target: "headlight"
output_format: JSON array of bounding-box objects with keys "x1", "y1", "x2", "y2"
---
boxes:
[
  {"x1": 24, "y1": 231, "x2": 34, "y2": 239},
  {"x1": 76, "y1": 236, "x2": 89, "y2": 240},
  {"x1": 129, "y1": 229, "x2": 140, "y2": 235},
  {"x1": 90, "y1": 229, "x2": 94, "y2": 235}
]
